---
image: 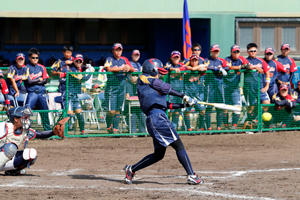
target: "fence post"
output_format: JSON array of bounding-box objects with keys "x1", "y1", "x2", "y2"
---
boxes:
[
  {"x1": 64, "y1": 72, "x2": 69, "y2": 137},
  {"x1": 257, "y1": 73, "x2": 263, "y2": 133}
]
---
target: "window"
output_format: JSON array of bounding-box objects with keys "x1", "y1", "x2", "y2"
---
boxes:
[
  {"x1": 237, "y1": 18, "x2": 300, "y2": 55},
  {"x1": 239, "y1": 27, "x2": 253, "y2": 50},
  {"x1": 282, "y1": 27, "x2": 296, "y2": 50},
  {"x1": 85, "y1": 19, "x2": 100, "y2": 42},
  {"x1": 41, "y1": 19, "x2": 57, "y2": 42},
  {"x1": 19, "y1": 19, "x2": 34, "y2": 42},
  {"x1": 260, "y1": 27, "x2": 274, "y2": 49}
]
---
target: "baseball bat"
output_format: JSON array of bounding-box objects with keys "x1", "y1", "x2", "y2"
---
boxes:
[{"x1": 195, "y1": 101, "x2": 242, "y2": 112}]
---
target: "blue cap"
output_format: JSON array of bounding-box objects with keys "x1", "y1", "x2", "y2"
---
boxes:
[
  {"x1": 16, "y1": 53, "x2": 25, "y2": 59},
  {"x1": 210, "y1": 44, "x2": 220, "y2": 51}
]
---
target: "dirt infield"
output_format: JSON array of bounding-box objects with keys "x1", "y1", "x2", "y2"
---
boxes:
[{"x1": 1, "y1": 131, "x2": 300, "y2": 200}]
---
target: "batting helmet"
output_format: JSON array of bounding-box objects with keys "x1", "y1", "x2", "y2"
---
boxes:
[
  {"x1": 142, "y1": 58, "x2": 163, "y2": 76},
  {"x1": 7, "y1": 106, "x2": 33, "y2": 123}
]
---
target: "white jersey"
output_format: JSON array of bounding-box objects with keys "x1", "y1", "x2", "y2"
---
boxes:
[{"x1": 0, "y1": 122, "x2": 36, "y2": 149}]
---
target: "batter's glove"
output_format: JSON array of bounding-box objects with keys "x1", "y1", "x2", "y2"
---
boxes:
[
  {"x1": 183, "y1": 95, "x2": 195, "y2": 107},
  {"x1": 53, "y1": 117, "x2": 70, "y2": 139}
]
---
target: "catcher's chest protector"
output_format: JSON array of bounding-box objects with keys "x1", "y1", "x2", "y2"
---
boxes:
[{"x1": 0, "y1": 122, "x2": 26, "y2": 149}]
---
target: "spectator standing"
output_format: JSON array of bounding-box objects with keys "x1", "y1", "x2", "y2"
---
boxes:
[
  {"x1": 205, "y1": 44, "x2": 228, "y2": 130},
  {"x1": 243, "y1": 43, "x2": 270, "y2": 127},
  {"x1": 164, "y1": 51, "x2": 186, "y2": 130},
  {"x1": 51, "y1": 46, "x2": 74, "y2": 109},
  {"x1": 277, "y1": 43, "x2": 298, "y2": 89},
  {"x1": 184, "y1": 54, "x2": 207, "y2": 131},
  {"x1": 104, "y1": 43, "x2": 134, "y2": 134}
]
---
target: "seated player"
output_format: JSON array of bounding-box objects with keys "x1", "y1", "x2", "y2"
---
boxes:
[
  {"x1": 184, "y1": 54, "x2": 207, "y2": 131},
  {"x1": 271, "y1": 84, "x2": 296, "y2": 127},
  {"x1": 6, "y1": 53, "x2": 28, "y2": 107},
  {"x1": 24, "y1": 48, "x2": 51, "y2": 131},
  {"x1": 124, "y1": 58, "x2": 203, "y2": 185},
  {"x1": 164, "y1": 51, "x2": 186, "y2": 130},
  {"x1": 0, "y1": 106, "x2": 69, "y2": 175},
  {"x1": 0, "y1": 70, "x2": 10, "y2": 108}
]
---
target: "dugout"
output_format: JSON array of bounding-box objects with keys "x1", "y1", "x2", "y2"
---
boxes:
[
  {"x1": 0, "y1": 0, "x2": 300, "y2": 65},
  {"x1": 0, "y1": 18, "x2": 210, "y2": 65}
]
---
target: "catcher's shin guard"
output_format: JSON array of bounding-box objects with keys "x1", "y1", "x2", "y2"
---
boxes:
[
  {"x1": 3, "y1": 149, "x2": 37, "y2": 174},
  {"x1": 0, "y1": 152, "x2": 10, "y2": 169}
]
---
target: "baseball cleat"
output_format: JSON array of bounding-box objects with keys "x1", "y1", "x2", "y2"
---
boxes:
[
  {"x1": 4, "y1": 169, "x2": 26, "y2": 176},
  {"x1": 187, "y1": 174, "x2": 204, "y2": 185},
  {"x1": 124, "y1": 165, "x2": 135, "y2": 184}
]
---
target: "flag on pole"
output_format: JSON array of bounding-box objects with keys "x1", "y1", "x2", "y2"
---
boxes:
[{"x1": 183, "y1": 0, "x2": 192, "y2": 60}]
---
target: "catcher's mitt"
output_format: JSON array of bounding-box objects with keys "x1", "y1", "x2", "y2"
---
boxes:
[{"x1": 53, "y1": 117, "x2": 70, "y2": 139}]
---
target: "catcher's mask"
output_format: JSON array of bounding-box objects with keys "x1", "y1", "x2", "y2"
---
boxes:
[{"x1": 8, "y1": 105, "x2": 33, "y2": 130}]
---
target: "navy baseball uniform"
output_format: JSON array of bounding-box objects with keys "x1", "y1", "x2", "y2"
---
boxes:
[
  {"x1": 277, "y1": 55, "x2": 297, "y2": 87},
  {"x1": 6, "y1": 65, "x2": 27, "y2": 106},
  {"x1": 164, "y1": 60, "x2": 186, "y2": 129},
  {"x1": 24, "y1": 63, "x2": 51, "y2": 130},
  {"x1": 183, "y1": 56, "x2": 206, "y2": 130},
  {"x1": 205, "y1": 56, "x2": 228, "y2": 129},
  {"x1": 124, "y1": 59, "x2": 203, "y2": 185}
]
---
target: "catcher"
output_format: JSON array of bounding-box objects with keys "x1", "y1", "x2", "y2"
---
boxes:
[{"x1": 0, "y1": 106, "x2": 69, "y2": 175}]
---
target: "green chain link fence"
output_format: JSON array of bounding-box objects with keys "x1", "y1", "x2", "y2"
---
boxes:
[{"x1": 0, "y1": 67, "x2": 299, "y2": 137}]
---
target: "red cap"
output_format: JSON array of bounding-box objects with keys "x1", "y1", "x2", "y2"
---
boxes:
[
  {"x1": 16, "y1": 53, "x2": 25, "y2": 60},
  {"x1": 281, "y1": 44, "x2": 290, "y2": 50},
  {"x1": 112, "y1": 43, "x2": 123, "y2": 50},
  {"x1": 210, "y1": 44, "x2": 220, "y2": 52},
  {"x1": 279, "y1": 84, "x2": 289, "y2": 91},
  {"x1": 132, "y1": 49, "x2": 140, "y2": 55},
  {"x1": 74, "y1": 54, "x2": 84, "y2": 61},
  {"x1": 190, "y1": 54, "x2": 199, "y2": 60},
  {"x1": 231, "y1": 45, "x2": 240, "y2": 52},
  {"x1": 171, "y1": 50, "x2": 181, "y2": 58},
  {"x1": 265, "y1": 48, "x2": 275, "y2": 54}
]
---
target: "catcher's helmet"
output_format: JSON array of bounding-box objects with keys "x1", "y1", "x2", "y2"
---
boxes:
[
  {"x1": 7, "y1": 106, "x2": 33, "y2": 123},
  {"x1": 142, "y1": 58, "x2": 163, "y2": 76}
]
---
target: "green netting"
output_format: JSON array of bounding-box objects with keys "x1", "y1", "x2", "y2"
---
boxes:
[
  {"x1": 54, "y1": 69, "x2": 300, "y2": 137},
  {"x1": 0, "y1": 66, "x2": 298, "y2": 137}
]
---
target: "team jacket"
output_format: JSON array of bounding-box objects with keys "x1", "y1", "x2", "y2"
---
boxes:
[
  {"x1": 51, "y1": 57, "x2": 74, "y2": 93},
  {"x1": 276, "y1": 55, "x2": 297, "y2": 82},
  {"x1": 264, "y1": 59, "x2": 286, "y2": 87},
  {"x1": 225, "y1": 55, "x2": 248, "y2": 87},
  {"x1": 6, "y1": 65, "x2": 27, "y2": 95},
  {"x1": 25, "y1": 63, "x2": 49, "y2": 93},
  {"x1": 272, "y1": 92, "x2": 296, "y2": 113},
  {"x1": 137, "y1": 74, "x2": 184, "y2": 115},
  {"x1": 104, "y1": 56, "x2": 133, "y2": 83}
]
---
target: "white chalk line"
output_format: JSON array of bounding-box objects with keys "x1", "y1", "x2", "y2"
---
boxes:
[
  {"x1": 0, "y1": 180, "x2": 278, "y2": 200},
  {"x1": 119, "y1": 186, "x2": 279, "y2": 200},
  {"x1": 195, "y1": 167, "x2": 300, "y2": 179},
  {"x1": 1, "y1": 167, "x2": 298, "y2": 200}
]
